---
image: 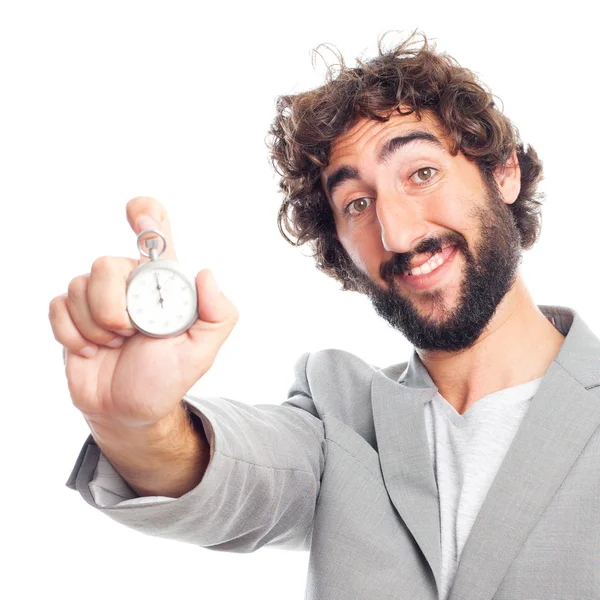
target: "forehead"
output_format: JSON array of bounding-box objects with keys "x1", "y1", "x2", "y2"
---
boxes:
[{"x1": 323, "y1": 111, "x2": 448, "y2": 177}]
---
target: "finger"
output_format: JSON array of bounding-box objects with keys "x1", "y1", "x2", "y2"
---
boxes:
[
  {"x1": 49, "y1": 293, "x2": 100, "y2": 358},
  {"x1": 125, "y1": 196, "x2": 177, "y2": 263},
  {"x1": 87, "y1": 256, "x2": 139, "y2": 338},
  {"x1": 66, "y1": 273, "x2": 130, "y2": 349}
]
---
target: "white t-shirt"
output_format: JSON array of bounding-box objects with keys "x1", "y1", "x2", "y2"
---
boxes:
[{"x1": 424, "y1": 377, "x2": 543, "y2": 600}]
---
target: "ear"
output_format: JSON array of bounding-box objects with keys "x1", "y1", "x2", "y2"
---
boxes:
[{"x1": 494, "y1": 151, "x2": 521, "y2": 205}]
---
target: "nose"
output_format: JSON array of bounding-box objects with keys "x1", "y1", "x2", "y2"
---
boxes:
[{"x1": 376, "y1": 191, "x2": 429, "y2": 254}]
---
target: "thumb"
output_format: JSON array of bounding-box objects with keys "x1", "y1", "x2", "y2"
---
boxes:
[
  {"x1": 193, "y1": 269, "x2": 238, "y2": 324},
  {"x1": 186, "y1": 268, "x2": 239, "y2": 353}
]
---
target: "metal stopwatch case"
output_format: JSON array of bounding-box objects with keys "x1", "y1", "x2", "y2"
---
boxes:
[{"x1": 125, "y1": 229, "x2": 198, "y2": 338}]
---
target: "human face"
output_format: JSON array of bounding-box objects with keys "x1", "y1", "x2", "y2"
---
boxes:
[{"x1": 321, "y1": 111, "x2": 523, "y2": 352}]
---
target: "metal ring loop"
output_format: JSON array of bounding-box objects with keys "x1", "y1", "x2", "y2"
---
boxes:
[{"x1": 137, "y1": 229, "x2": 167, "y2": 258}]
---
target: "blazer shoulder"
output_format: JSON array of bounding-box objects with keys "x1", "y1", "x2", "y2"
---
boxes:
[
  {"x1": 298, "y1": 348, "x2": 409, "y2": 428},
  {"x1": 304, "y1": 347, "x2": 408, "y2": 381}
]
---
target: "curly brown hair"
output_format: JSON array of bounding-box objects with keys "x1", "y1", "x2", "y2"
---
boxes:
[{"x1": 267, "y1": 32, "x2": 544, "y2": 292}]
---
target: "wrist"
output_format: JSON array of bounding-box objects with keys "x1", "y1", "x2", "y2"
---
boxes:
[
  {"x1": 85, "y1": 401, "x2": 209, "y2": 497},
  {"x1": 85, "y1": 402, "x2": 189, "y2": 448}
]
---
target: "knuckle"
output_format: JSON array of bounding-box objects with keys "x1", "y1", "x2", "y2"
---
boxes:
[
  {"x1": 92, "y1": 306, "x2": 131, "y2": 332},
  {"x1": 48, "y1": 294, "x2": 66, "y2": 320},
  {"x1": 57, "y1": 332, "x2": 80, "y2": 349},
  {"x1": 90, "y1": 256, "x2": 113, "y2": 275},
  {"x1": 67, "y1": 275, "x2": 88, "y2": 298},
  {"x1": 50, "y1": 319, "x2": 74, "y2": 346},
  {"x1": 93, "y1": 309, "x2": 126, "y2": 331},
  {"x1": 50, "y1": 324, "x2": 63, "y2": 344}
]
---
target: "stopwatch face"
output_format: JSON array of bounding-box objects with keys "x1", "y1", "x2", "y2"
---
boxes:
[{"x1": 126, "y1": 264, "x2": 197, "y2": 338}]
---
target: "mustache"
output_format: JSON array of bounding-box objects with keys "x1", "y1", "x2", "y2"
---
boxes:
[{"x1": 380, "y1": 233, "x2": 467, "y2": 280}]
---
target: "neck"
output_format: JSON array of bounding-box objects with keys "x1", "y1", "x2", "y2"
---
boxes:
[{"x1": 417, "y1": 273, "x2": 566, "y2": 415}]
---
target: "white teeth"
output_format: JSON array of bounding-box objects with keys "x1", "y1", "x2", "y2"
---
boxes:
[{"x1": 406, "y1": 249, "x2": 446, "y2": 277}]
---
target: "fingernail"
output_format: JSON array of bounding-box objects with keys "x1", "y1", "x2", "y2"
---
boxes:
[
  {"x1": 135, "y1": 215, "x2": 157, "y2": 232},
  {"x1": 116, "y1": 329, "x2": 136, "y2": 337},
  {"x1": 106, "y1": 336, "x2": 125, "y2": 348},
  {"x1": 80, "y1": 346, "x2": 97, "y2": 358}
]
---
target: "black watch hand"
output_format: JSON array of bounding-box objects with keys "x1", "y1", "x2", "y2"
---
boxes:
[{"x1": 155, "y1": 272, "x2": 164, "y2": 309}]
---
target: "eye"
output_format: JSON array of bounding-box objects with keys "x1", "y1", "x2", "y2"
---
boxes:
[
  {"x1": 410, "y1": 167, "x2": 438, "y2": 184},
  {"x1": 344, "y1": 197, "x2": 373, "y2": 218}
]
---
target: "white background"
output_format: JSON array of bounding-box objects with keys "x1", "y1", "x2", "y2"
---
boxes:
[{"x1": 2, "y1": 1, "x2": 598, "y2": 598}]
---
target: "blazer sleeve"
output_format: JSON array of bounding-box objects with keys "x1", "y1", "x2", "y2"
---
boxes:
[{"x1": 65, "y1": 351, "x2": 326, "y2": 552}]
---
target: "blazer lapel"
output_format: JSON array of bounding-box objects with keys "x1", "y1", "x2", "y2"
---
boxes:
[
  {"x1": 447, "y1": 306, "x2": 600, "y2": 600},
  {"x1": 371, "y1": 361, "x2": 442, "y2": 595}
]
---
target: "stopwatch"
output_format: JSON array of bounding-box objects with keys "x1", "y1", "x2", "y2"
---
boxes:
[{"x1": 125, "y1": 229, "x2": 198, "y2": 338}]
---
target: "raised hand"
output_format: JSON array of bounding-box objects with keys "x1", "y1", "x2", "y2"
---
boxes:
[{"x1": 48, "y1": 196, "x2": 239, "y2": 430}]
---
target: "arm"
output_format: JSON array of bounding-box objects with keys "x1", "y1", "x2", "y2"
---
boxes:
[
  {"x1": 85, "y1": 401, "x2": 210, "y2": 498},
  {"x1": 66, "y1": 352, "x2": 326, "y2": 552}
]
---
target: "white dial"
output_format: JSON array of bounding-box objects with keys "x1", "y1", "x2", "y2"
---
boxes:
[{"x1": 126, "y1": 261, "x2": 198, "y2": 338}]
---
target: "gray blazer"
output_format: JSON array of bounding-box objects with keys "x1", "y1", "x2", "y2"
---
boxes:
[{"x1": 67, "y1": 304, "x2": 600, "y2": 599}]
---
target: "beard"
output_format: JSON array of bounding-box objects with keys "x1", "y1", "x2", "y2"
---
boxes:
[{"x1": 340, "y1": 180, "x2": 523, "y2": 352}]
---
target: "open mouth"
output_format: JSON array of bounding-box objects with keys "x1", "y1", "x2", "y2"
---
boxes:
[
  {"x1": 403, "y1": 245, "x2": 457, "y2": 276},
  {"x1": 397, "y1": 245, "x2": 459, "y2": 290}
]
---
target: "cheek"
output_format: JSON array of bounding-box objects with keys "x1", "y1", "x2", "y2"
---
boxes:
[
  {"x1": 426, "y1": 187, "x2": 472, "y2": 237},
  {"x1": 339, "y1": 230, "x2": 382, "y2": 275}
]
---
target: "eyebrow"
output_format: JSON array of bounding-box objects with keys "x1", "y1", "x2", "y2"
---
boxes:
[
  {"x1": 324, "y1": 131, "x2": 446, "y2": 199},
  {"x1": 325, "y1": 166, "x2": 360, "y2": 200},
  {"x1": 377, "y1": 131, "x2": 445, "y2": 163}
]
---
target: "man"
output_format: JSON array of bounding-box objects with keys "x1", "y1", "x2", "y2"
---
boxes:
[{"x1": 54, "y1": 34, "x2": 600, "y2": 600}]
